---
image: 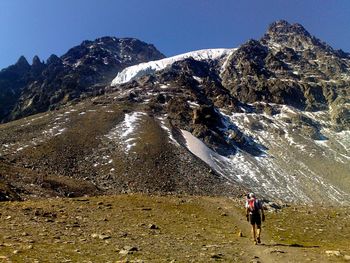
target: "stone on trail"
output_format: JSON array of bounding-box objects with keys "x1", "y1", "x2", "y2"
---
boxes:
[
  {"x1": 264, "y1": 249, "x2": 286, "y2": 254},
  {"x1": 210, "y1": 253, "x2": 223, "y2": 259},
  {"x1": 148, "y1": 223, "x2": 159, "y2": 229},
  {"x1": 344, "y1": 255, "x2": 350, "y2": 261},
  {"x1": 270, "y1": 249, "x2": 286, "y2": 254},
  {"x1": 98, "y1": 234, "x2": 111, "y2": 240},
  {"x1": 119, "y1": 245, "x2": 139, "y2": 256},
  {"x1": 325, "y1": 250, "x2": 342, "y2": 257}
]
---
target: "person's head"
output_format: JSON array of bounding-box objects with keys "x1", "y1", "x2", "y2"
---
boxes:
[{"x1": 249, "y1": 192, "x2": 255, "y2": 199}]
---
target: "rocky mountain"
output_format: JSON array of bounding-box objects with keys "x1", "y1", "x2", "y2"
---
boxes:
[
  {"x1": 0, "y1": 20, "x2": 349, "y2": 205},
  {"x1": 0, "y1": 37, "x2": 164, "y2": 123}
]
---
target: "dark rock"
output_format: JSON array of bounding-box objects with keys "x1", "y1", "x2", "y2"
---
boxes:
[
  {"x1": 0, "y1": 37, "x2": 164, "y2": 123},
  {"x1": 119, "y1": 245, "x2": 139, "y2": 255},
  {"x1": 148, "y1": 224, "x2": 159, "y2": 229},
  {"x1": 210, "y1": 253, "x2": 223, "y2": 259}
]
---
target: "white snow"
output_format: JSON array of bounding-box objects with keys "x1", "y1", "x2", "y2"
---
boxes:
[
  {"x1": 181, "y1": 130, "x2": 220, "y2": 170},
  {"x1": 111, "y1": 48, "x2": 232, "y2": 85},
  {"x1": 121, "y1": 112, "x2": 146, "y2": 138},
  {"x1": 193, "y1": 76, "x2": 203, "y2": 83},
  {"x1": 157, "y1": 116, "x2": 178, "y2": 145},
  {"x1": 212, "y1": 106, "x2": 350, "y2": 204},
  {"x1": 105, "y1": 111, "x2": 147, "y2": 153},
  {"x1": 187, "y1": 101, "x2": 200, "y2": 108},
  {"x1": 220, "y1": 48, "x2": 238, "y2": 73}
]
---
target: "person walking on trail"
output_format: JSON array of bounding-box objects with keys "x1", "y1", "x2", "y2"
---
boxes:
[{"x1": 245, "y1": 192, "x2": 265, "y2": 245}]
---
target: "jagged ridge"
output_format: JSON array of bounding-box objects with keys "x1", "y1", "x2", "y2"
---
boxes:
[{"x1": 0, "y1": 37, "x2": 164, "y2": 123}]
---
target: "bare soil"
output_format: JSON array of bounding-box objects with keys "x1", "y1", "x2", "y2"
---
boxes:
[{"x1": 0, "y1": 194, "x2": 349, "y2": 262}]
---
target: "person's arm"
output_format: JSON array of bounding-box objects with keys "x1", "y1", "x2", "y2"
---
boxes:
[
  {"x1": 245, "y1": 202, "x2": 249, "y2": 221},
  {"x1": 260, "y1": 202, "x2": 265, "y2": 221}
]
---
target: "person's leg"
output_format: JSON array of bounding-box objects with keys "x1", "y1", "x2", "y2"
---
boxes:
[
  {"x1": 257, "y1": 225, "x2": 261, "y2": 243},
  {"x1": 256, "y1": 214, "x2": 262, "y2": 243},
  {"x1": 252, "y1": 224, "x2": 257, "y2": 244}
]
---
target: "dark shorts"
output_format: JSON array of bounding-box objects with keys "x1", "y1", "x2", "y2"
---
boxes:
[{"x1": 249, "y1": 213, "x2": 261, "y2": 228}]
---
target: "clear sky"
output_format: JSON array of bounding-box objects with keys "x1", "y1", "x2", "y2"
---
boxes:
[{"x1": 1, "y1": 0, "x2": 350, "y2": 69}]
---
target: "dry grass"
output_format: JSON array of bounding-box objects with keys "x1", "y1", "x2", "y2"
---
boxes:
[{"x1": 0, "y1": 194, "x2": 349, "y2": 262}]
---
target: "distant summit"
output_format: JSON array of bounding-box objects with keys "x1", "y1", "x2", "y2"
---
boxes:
[
  {"x1": 261, "y1": 20, "x2": 335, "y2": 55},
  {"x1": 15, "y1": 55, "x2": 30, "y2": 69},
  {"x1": 0, "y1": 37, "x2": 164, "y2": 122},
  {"x1": 266, "y1": 20, "x2": 311, "y2": 37}
]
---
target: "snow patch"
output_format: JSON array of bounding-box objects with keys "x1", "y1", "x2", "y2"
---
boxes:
[
  {"x1": 112, "y1": 48, "x2": 232, "y2": 85},
  {"x1": 193, "y1": 76, "x2": 203, "y2": 83},
  {"x1": 157, "y1": 116, "x2": 178, "y2": 145},
  {"x1": 181, "y1": 130, "x2": 220, "y2": 170},
  {"x1": 105, "y1": 112, "x2": 146, "y2": 152}
]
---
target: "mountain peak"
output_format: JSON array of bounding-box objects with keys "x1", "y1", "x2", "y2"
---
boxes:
[
  {"x1": 46, "y1": 54, "x2": 61, "y2": 65},
  {"x1": 63, "y1": 36, "x2": 164, "y2": 67},
  {"x1": 267, "y1": 20, "x2": 311, "y2": 37},
  {"x1": 261, "y1": 20, "x2": 321, "y2": 51},
  {"x1": 32, "y1": 55, "x2": 43, "y2": 66},
  {"x1": 15, "y1": 56, "x2": 30, "y2": 68},
  {"x1": 268, "y1": 19, "x2": 291, "y2": 30}
]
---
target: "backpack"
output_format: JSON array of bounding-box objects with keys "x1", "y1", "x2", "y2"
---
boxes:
[{"x1": 248, "y1": 198, "x2": 258, "y2": 213}]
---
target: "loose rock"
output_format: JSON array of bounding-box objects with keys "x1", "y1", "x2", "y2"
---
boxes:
[
  {"x1": 119, "y1": 245, "x2": 139, "y2": 256},
  {"x1": 148, "y1": 224, "x2": 159, "y2": 230},
  {"x1": 325, "y1": 250, "x2": 342, "y2": 257},
  {"x1": 211, "y1": 253, "x2": 223, "y2": 259},
  {"x1": 98, "y1": 234, "x2": 111, "y2": 240}
]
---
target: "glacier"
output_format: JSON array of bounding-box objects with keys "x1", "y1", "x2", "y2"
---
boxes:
[{"x1": 111, "y1": 48, "x2": 233, "y2": 85}]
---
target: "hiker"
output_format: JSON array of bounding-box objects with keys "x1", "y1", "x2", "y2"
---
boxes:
[{"x1": 245, "y1": 192, "x2": 265, "y2": 245}]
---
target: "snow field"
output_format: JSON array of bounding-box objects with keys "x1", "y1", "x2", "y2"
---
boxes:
[{"x1": 111, "y1": 48, "x2": 232, "y2": 85}]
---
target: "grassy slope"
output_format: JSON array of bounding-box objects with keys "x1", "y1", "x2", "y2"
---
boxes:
[{"x1": 0, "y1": 194, "x2": 349, "y2": 263}]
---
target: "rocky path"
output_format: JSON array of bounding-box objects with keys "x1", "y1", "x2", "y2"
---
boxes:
[
  {"x1": 0, "y1": 195, "x2": 349, "y2": 262},
  {"x1": 211, "y1": 197, "x2": 350, "y2": 263}
]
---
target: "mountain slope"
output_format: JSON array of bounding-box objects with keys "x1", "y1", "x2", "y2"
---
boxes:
[
  {"x1": 0, "y1": 37, "x2": 164, "y2": 123},
  {"x1": 105, "y1": 20, "x2": 350, "y2": 204},
  {"x1": 0, "y1": 96, "x2": 243, "y2": 200},
  {"x1": 0, "y1": 20, "x2": 349, "y2": 205}
]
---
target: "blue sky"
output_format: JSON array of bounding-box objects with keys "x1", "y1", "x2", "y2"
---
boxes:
[{"x1": 1, "y1": 0, "x2": 350, "y2": 69}]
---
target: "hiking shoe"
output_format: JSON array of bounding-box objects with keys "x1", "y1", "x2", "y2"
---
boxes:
[{"x1": 257, "y1": 237, "x2": 261, "y2": 244}]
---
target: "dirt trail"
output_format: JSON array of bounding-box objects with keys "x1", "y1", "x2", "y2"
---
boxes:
[
  {"x1": 0, "y1": 195, "x2": 349, "y2": 262},
  {"x1": 208, "y1": 197, "x2": 348, "y2": 263}
]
